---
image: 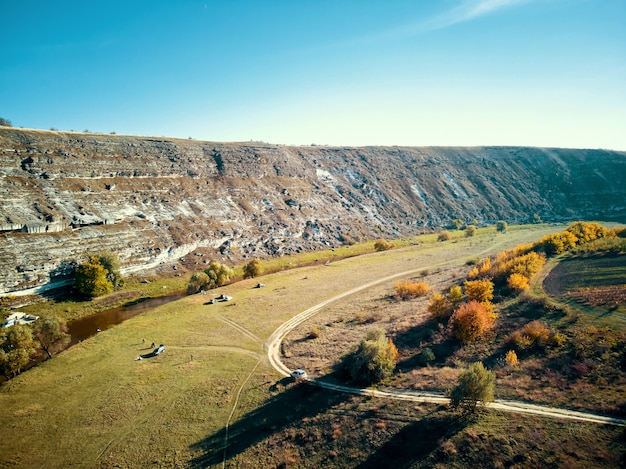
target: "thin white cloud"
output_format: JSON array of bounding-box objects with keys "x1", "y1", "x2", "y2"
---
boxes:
[
  {"x1": 419, "y1": 0, "x2": 534, "y2": 32},
  {"x1": 296, "y1": 0, "x2": 538, "y2": 55},
  {"x1": 332, "y1": 0, "x2": 536, "y2": 49}
]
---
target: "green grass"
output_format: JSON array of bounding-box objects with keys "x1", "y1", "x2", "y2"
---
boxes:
[{"x1": 2, "y1": 223, "x2": 587, "y2": 467}]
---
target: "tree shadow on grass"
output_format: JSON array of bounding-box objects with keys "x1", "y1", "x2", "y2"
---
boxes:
[
  {"x1": 189, "y1": 381, "x2": 350, "y2": 467},
  {"x1": 393, "y1": 317, "x2": 458, "y2": 371},
  {"x1": 356, "y1": 411, "x2": 468, "y2": 469}
]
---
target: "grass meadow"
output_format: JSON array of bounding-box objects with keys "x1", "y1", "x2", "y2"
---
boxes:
[{"x1": 3, "y1": 224, "x2": 624, "y2": 468}]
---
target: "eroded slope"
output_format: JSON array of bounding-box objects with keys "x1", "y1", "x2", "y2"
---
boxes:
[{"x1": 1, "y1": 128, "x2": 624, "y2": 294}]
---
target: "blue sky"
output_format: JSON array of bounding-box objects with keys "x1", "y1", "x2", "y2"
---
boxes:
[{"x1": 1, "y1": 0, "x2": 625, "y2": 149}]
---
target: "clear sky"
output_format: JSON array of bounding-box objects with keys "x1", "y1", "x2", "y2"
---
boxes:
[{"x1": 1, "y1": 0, "x2": 625, "y2": 149}]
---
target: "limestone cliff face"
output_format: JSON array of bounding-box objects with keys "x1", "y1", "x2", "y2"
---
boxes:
[{"x1": 1, "y1": 128, "x2": 624, "y2": 294}]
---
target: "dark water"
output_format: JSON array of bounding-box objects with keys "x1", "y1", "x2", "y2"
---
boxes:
[{"x1": 67, "y1": 291, "x2": 187, "y2": 345}]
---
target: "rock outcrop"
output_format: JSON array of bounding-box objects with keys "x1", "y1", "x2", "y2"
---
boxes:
[{"x1": 1, "y1": 128, "x2": 624, "y2": 294}]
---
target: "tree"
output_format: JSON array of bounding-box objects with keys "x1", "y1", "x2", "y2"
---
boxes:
[
  {"x1": 507, "y1": 273, "x2": 529, "y2": 292},
  {"x1": 0, "y1": 117, "x2": 12, "y2": 127},
  {"x1": 463, "y1": 279, "x2": 494, "y2": 303},
  {"x1": 449, "y1": 300, "x2": 497, "y2": 342},
  {"x1": 341, "y1": 328, "x2": 398, "y2": 385},
  {"x1": 536, "y1": 231, "x2": 578, "y2": 255},
  {"x1": 614, "y1": 227, "x2": 626, "y2": 238},
  {"x1": 465, "y1": 225, "x2": 476, "y2": 237},
  {"x1": 75, "y1": 256, "x2": 113, "y2": 299},
  {"x1": 478, "y1": 258, "x2": 492, "y2": 276},
  {"x1": 0, "y1": 324, "x2": 38, "y2": 378},
  {"x1": 509, "y1": 321, "x2": 551, "y2": 350},
  {"x1": 203, "y1": 261, "x2": 234, "y2": 289},
  {"x1": 96, "y1": 251, "x2": 124, "y2": 289},
  {"x1": 187, "y1": 272, "x2": 210, "y2": 294},
  {"x1": 496, "y1": 221, "x2": 508, "y2": 233},
  {"x1": 504, "y1": 251, "x2": 546, "y2": 279},
  {"x1": 33, "y1": 316, "x2": 70, "y2": 359},
  {"x1": 449, "y1": 362, "x2": 495, "y2": 414},
  {"x1": 566, "y1": 221, "x2": 611, "y2": 243},
  {"x1": 243, "y1": 259, "x2": 263, "y2": 279}
]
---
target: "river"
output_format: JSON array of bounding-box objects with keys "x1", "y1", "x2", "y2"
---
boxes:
[{"x1": 67, "y1": 291, "x2": 187, "y2": 345}]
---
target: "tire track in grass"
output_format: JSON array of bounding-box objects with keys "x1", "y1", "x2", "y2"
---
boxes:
[
  {"x1": 218, "y1": 316, "x2": 264, "y2": 345},
  {"x1": 222, "y1": 359, "x2": 262, "y2": 469}
]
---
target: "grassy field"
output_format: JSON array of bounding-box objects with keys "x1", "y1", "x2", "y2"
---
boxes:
[
  {"x1": 2, "y1": 224, "x2": 624, "y2": 468},
  {"x1": 542, "y1": 253, "x2": 626, "y2": 326}
]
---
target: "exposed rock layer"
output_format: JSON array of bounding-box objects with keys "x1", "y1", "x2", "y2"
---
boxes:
[{"x1": 1, "y1": 128, "x2": 625, "y2": 294}]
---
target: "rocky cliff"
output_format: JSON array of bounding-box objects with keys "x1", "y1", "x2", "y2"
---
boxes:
[{"x1": 1, "y1": 128, "x2": 625, "y2": 294}]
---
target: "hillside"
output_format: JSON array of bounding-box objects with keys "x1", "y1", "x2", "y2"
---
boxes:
[{"x1": 1, "y1": 128, "x2": 625, "y2": 294}]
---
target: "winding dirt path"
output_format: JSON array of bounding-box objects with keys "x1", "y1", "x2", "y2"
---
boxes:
[{"x1": 266, "y1": 245, "x2": 626, "y2": 428}]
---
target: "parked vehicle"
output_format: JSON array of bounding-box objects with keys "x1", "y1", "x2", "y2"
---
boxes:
[{"x1": 290, "y1": 369, "x2": 307, "y2": 380}]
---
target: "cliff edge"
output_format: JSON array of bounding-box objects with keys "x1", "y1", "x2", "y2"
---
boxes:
[{"x1": 1, "y1": 128, "x2": 624, "y2": 294}]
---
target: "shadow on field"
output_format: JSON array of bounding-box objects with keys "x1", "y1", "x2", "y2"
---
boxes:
[
  {"x1": 190, "y1": 381, "x2": 350, "y2": 467},
  {"x1": 356, "y1": 413, "x2": 467, "y2": 469},
  {"x1": 393, "y1": 317, "x2": 457, "y2": 370}
]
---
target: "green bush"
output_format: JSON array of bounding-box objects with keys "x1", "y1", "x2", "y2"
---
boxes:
[
  {"x1": 419, "y1": 347, "x2": 436, "y2": 365},
  {"x1": 341, "y1": 328, "x2": 398, "y2": 385},
  {"x1": 449, "y1": 362, "x2": 495, "y2": 414}
]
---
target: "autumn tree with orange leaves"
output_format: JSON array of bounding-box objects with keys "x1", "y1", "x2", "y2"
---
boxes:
[{"x1": 449, "y1": 300, "x2": 497, "y2": 342}]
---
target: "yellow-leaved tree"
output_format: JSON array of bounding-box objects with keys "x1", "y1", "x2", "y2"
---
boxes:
[
  {"x1": 507, "y1": 273, "x2": 529, "y2": 292},
  {"x1": 464, "y1": 279, "x2": 494, "y2": 303}
]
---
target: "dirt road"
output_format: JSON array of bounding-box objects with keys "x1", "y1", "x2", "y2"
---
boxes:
[{"x1": 266, "y1": 236, "x2": 626, "y2": 428}]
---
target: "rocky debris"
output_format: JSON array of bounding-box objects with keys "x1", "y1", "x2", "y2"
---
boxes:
[{"x1": 0, "y1": 128, "x2": 625, "y2": 294}]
